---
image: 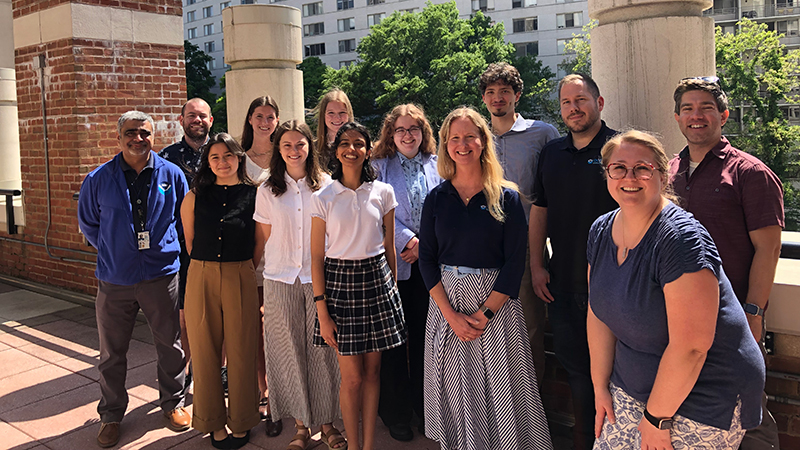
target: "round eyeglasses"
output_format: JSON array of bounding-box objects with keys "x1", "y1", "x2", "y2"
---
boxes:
[
  {"x1": 606, "y1": 162, "x2": 659, "y2": 180},
  {"x1": 394, "y1": 126, "x2": 422, "y2": 136}
]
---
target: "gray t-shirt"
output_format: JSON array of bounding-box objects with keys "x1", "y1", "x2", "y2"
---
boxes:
[{"x1": 587, "y1": 202, "x2": 764, "y2": 429}]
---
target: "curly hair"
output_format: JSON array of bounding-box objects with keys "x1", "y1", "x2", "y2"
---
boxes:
[
  {"x1": 372, "y1": 103, "x2": 437, "y2": 159},
  {"x1": 479, "y1": 62, "x2": 523, "y2": 95}
]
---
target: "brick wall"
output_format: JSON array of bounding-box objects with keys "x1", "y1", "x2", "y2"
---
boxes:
[
  {"x1": 767, "y1": 347, "x2": 800, "y2": 448},
  {"x1": 1, "y1": 32, "x2": 186, "y2": 294},
  {"x1": 12, "y1": 0, "x2": 182, "y2": 18}
]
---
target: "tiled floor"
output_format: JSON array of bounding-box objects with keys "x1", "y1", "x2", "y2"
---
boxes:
[{"x1": 0, "y1": 280, "x2": 572, "y2": 449}]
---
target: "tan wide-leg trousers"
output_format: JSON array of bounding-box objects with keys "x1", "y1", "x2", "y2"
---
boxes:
[{"x1": 185, "y1": 259, "x2": 261, "y2": 433}]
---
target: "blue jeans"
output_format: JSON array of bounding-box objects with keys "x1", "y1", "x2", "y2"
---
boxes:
[{"x1": 548, "y1": 290, "x2": 595, "y2": 450}]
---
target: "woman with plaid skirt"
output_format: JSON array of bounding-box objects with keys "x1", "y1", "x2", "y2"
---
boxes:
[{"x1": 310, "y1": 122, "x2": 407, "y2": 450}]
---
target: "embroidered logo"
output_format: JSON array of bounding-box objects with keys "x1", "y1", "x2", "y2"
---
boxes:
[
  {"x1": 158, "y1": 182, "x2": 173, "y2": 195},
  {"x1": 587, "y1": 158, "x2": 602, "y2": 165}
]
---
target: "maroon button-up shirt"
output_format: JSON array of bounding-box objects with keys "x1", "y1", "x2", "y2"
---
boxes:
[{"x1": 668, "y1": 137, "x2": 784, "y2": 304}]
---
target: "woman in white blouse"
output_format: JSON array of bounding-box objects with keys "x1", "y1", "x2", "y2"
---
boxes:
[{"x1": 253, "y1": 120, "x2": 344, "y2": 450}]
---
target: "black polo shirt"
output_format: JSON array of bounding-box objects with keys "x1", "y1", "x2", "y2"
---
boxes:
[
  {"x1": 159, "y1": 137, "x2": 203, "y2": 186},
  {"x1": 531, "y1": 121, "x2": 618, "y2": 294},
  {"x1": 119, "y1": 154, "x2": 155, "y2": 233}
]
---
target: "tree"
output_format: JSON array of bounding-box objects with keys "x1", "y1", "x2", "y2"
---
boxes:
[
  {"x1": 561, "y1": 20, "x2": 596, "y2": 76},
  {"x1": 716, "y1": 19, "x2": 800, "y2": 229},
  {"x1": 299, "y1": 57, "x2": 332, "y2": 109},
  {"x1": 184, "y1": 40, "x2": 217, "y2": 105},
  {"x1": 211, "y1": 74, "x2": 228, "y2": 134},
  {"x1": 323, "y1": 2, "x2": 555, "y2": 132}
]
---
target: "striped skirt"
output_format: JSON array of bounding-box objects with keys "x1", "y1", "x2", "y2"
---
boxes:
[
  {"x1": 313, "y1": 253, "x2": 407, "y2": 356},
  {"x1": 262, "y1": 278, "x2": 341, "y2": 427},
  {"x1": 424, "y1": 267, "x2": 553, "y2": 450}
]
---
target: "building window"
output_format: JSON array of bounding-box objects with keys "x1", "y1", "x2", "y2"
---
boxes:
[
  {"x1": 514, "y1": 41, "x2": 538, "y2": 57},
  {"x1": 401, "y1": 7, "x2": 417, "y2": 13},
  {"x1": 557, "y1": 12, "x2": 582, "y2": 29},
  {"x1": 204, "y1": 23, "x2": 214, "y2": 35},
  {"x1": 241, "y1": 0, "x2": 254, "y2": 4},
  {"x1": 305, "y1": 43, "x2": 326, "y2": 57},
  {"x1": 187, "y1": 10, "x2": 196, "y2": 22},
  {"x1": 203, "y1": 6, "x2": 213, "y2": 17},
  {"x1": 337, "y1": 0, "x2": 354, "y2": 10},
  {"x1": 207, "y1": 58, "x2": 216, "y2": 70},
  {"x1": 340, "y1": 60, "x2": 355, "y2": 68},
  {"x1": 221, "y1": 1, "x2": 230, "y2": 9},
  {"x1": 204, "y1": 41, "x2": 216, "y2": 53},
  {"x1": 303, "y1": 1, "x2": 323, "y2": 16},
  {"x1": 557, "y1": 38, "x2": 574, "y2": 54},
  {"x1": 338, "y1": 17, "x2": 356, "y2": 32},
  {"x1": 304, "y1": 22, "x2": 325, "y2": 36},
  {"x1": 339, "y1": 38, "x2": 356, "y2": 53},
  {"x1": 368, "y1": 13, "x2": 385, "y2": 27},
  {"x1": 777, "y1": 19, "x2": 800, "y2": 36},
  {"x1": 513, "y1": 17, "x2": 537, "y2": 32},
  {"x1": 512, "y1": 0, "x2": 535, "y2": 7},
  {"x1": 187, "y1": 0, "x2": 196, "y2": 5},
  {"x1": 188, "y1": 27, "x2": 197, "y2": 39},
  {"x1": 367, "y1": 0, "x2": 385, "y2": 4},
  {"x1": 471, "y1": 0, "x2": 494, "y2": 11}
]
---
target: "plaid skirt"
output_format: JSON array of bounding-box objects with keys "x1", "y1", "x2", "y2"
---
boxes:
[{"x1": 313, "y1": 253, "x2": 407, "y2": 356}]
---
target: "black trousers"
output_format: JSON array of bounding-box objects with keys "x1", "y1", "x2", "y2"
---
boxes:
[{"x1": 379, "y1": 261, "x2": 429, "y2": 426}]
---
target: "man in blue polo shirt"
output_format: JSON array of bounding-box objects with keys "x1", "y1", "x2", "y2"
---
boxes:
[
  {"x1": 78, "y1": 111, "x2": 190, "y2": 448},
  {"x1": 480, "y1": 62, "x2": 559, "y2": 383},
  {"x1": 530, "y1": 73, "x2": 618, "y2": 450}
]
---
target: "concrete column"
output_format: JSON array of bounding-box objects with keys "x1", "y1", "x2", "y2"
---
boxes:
[
  {"x1": 589, "y1": 0, "x2": 715, "y2": 155},
  {"x1": 223, "y1": 5, "x2": 304, "y2": 137},
  {"x1": 0, "y1": 0, "x2": 22, "y2": 189}
]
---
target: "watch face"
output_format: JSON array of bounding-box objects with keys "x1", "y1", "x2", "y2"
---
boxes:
[{"x1": 659, "y1": 419, "x2": 673, "y2": 430}]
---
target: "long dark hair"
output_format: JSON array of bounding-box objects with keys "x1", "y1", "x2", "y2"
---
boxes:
[
  {"x1": 240, "y1": 96, "x2": 280, "y2": 150},
  {"x1": 330, "y1": 122, "x2": 376, "y2": 183},
  {"x1": 192, "y1": 133, "x2": 252, "y2": 194},
  {"x1": 266, "y1": 120, "x2": 324, "y2": 196}
]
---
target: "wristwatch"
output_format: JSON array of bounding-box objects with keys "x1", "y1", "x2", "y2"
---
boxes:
[
  {"x1": 313, "y1": 294, "x2": 328, "y2": 302},
  {"x1": 643, "y1": 408, "x2": 674, "y2": 430},
  {"x1": 743, "y1": 303, "x2": 765, "y2": 317},
  {"x1": 479, "y1": 304, "x2": 495, "y2": 321}
]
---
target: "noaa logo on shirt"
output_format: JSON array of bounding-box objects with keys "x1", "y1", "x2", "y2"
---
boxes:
[
  {"x1": 158, "y1": 182, "x2": 173, "y2": 195},
  {"x1": 587, "y1": 158, "x2": 602, "y2": 165},
  {"x1": 480, "y1": 205, "x2": 488, "y2": 211}
]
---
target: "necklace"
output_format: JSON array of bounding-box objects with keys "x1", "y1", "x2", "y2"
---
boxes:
[{"x1": 619, "y1": 202, "x2": 662, "y2": 260}]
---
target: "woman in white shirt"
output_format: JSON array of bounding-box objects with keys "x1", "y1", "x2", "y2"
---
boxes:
[
  {"x1": 310, "y1": 122, "x2": 407, "y2": 450},
  {"x1": 253, "y1": 121, "x2": 343, "y2": 450}
]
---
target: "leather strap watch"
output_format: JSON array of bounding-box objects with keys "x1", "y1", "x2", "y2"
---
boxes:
[
  {"x1": 643, "y1": 408, "x2": 674, "y2": 430},
  {"x1": 313, "y1": 294, "x2": 328, "y2": 302},
  {"x1": 743, "y1": 303, "x2": 765, "y2": 317},
  {"x1": 479, "y1": 304, "x2": 495, "y2": 321}
]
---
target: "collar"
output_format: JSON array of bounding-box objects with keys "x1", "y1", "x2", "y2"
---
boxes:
[
  {"x1": 564, "y1": 120, "x2": 611, "y2": 152},
  {"x1": 284, "y1": 172, "x2": 307, "y2": 187},
  {"x1": 397, "y1": 151, "x2": 424, "y2": 166},
  {"x1": 678, "y1": 136, "x2": 730, "y2": 162},
  {"x1": 331, "y1": 179, "x2": 371, "y2": 194},
  {"x1": 180, "y1": 136, "x2": 207, "y2": 153},
  {"x1": 508, "y1": 113, "x2": 529, "y2": 133},
  {"x1": 119, "y1": 151, "x2": 156, "y2": 173}
]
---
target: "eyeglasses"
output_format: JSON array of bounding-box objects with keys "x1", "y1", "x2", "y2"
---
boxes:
[
  {"x1": 606, "y1": 162, "x2": 659, "y2": 180},
  {"x1": 681, "y1": 76, "x2": 720, "y2": 86},
  {"x1": 123, "y1": 130, "x2": 152, "y2": 139},
  {"x1": 394, "y1": 126, "x2": 422, "y2": 136}
]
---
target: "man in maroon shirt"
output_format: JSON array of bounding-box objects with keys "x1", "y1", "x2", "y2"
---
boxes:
[{"x1": 670, "y1": 77, "x2": 784, "y2": 450}]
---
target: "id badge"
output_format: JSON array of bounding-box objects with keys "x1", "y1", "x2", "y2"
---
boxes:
[{"x1": 137, "y1": 231, "x2": 150, "y2": 250}]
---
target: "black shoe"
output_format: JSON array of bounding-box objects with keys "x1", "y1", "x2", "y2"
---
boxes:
[
  {"x1": 220, "y1": 366, "x2": 228, "y2": 397},
  {"x1": 259, "y1": 397, "x2": 269, "y2": 421},
  {"x1": 229, "y1": 430, "x2": 250, "y2": 449},
  {"x1": 210, "y1": 432, "x2": 231, "y2": 449},
  {"x1": 264, "y1": 414, "x2": 283, "y2": 437},
  {"x1": 418, "y1": 419, "x2": 425, "y2": 436},
  {"x1": 388, "y1": 423, "x2": 413, "y2": 442}
]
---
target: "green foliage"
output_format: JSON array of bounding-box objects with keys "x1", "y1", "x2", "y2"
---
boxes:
[
  {"x1": 211, "y1": 74, "x2": 228, "y2": 134},
  {"x1": 184, "y1": 40, "x2": 217, "y2": 106},
  {"x1": 299, "y1": 57, "x2": 332, "y2": 109},
  {"x1": 322, "y1": 2, "x2": 555, "y2": 132},
  {"x1": 716, "y1": 19, "x2": 800, "y2": 229},
  {"x1": 561, "y1": 20, "x2": 596, "y2": 76}
]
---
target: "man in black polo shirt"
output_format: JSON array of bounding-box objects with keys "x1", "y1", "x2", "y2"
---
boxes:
[
  {"x1": 159, "y1": 98, "x2": 213, "y2": 385},
  {"x1": 530, "y1": 73, "x2": 618, "y2": 450}
]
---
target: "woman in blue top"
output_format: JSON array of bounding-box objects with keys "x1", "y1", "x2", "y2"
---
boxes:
[
  {"x1": 587, "y1": 130, "x2": 764, "y2": 450},
  {"x1": 418, "y1": 107, "x2": 552, "y2": 450},
  {"x1": 371, "y1": 104, "x2": 441, "y2": 439}
]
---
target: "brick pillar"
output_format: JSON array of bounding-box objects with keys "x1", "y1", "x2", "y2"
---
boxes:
[{"x1": 1, "y1": 0, "x2": 186, "y2": 293}]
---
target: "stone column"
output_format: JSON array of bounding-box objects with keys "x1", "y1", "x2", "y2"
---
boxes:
[
  {"x1": 223, "y1": 5, "x2": 304, "y2": 138},
  {"x1": 589, "y1": 0, "x2": 715, "y2": 155},
  {"x1": 0, "y1": 0, "x2": 22, "y2": 193}
]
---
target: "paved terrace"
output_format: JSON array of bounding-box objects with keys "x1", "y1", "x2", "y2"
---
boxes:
[{"x1": 0, "y1": 279, "x2": 571, "y2": 450}]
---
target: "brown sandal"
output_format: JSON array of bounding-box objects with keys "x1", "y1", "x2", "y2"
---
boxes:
[
  {"x1": 286, "y1": 423, "x2": 310, "y2": 450},
  {"x1": 320, "y1": 425, "x2": 348, "y2": 450}
]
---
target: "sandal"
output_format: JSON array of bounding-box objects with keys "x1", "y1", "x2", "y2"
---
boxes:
[
  {"x1": 320, "y1": 425, "x2": 348, "y2": 450},
  {"x1": 259, "y1": 397, "x2": 269, "y2": 420},
  {"x1": 286, "y1": 423, "x2": 310, "y2": 450}
]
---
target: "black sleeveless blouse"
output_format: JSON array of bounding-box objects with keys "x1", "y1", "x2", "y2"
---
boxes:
[{"x1": 191, "y1": 184, "x2": 257, "y2": 262}]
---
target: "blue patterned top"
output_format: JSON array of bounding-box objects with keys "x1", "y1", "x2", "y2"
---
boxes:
[{"x1": 397, "y1": 152, "x2": 428, "y2": 234}]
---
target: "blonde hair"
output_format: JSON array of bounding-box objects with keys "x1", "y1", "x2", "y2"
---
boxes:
[
  {"x1": 373, "y1": 104, "x2": 437, "y2": 159},
  {"x1": 437, "y1": 107, "x2": 518, "y2": 222},
  {"x1": 314, "y1": 89, "x2": 354, "y2": 147},
  {"x1": 600, "y1": 129, "x2": 679, "y2": 204}
]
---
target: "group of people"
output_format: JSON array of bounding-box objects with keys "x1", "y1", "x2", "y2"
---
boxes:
[{"x1": 77, "y1": 61, "x2": 785, "y2": 450}]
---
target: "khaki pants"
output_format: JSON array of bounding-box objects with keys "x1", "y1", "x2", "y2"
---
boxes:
[{"x1": 185, "y1": 259, "x2": 261, "y2": 433}]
